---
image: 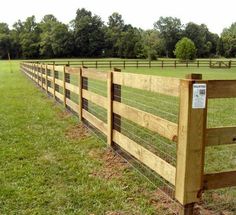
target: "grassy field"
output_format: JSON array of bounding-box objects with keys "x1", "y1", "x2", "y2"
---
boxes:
[
  {"x1": 0, "y1": 60, "x2": 176, "y2": 214},
  {"x1": 2, "y1": 59, "x2": 236, "y2": 214}
]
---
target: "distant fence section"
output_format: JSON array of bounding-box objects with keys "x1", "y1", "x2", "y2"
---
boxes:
[
  {"x1": 26, "y1": 59, "x2": 236, "y2": 69},
  {"x1": 21, "y1": 62, "x2": 236, "y2": 215}
]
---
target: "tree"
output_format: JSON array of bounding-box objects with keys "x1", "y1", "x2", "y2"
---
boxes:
[
  {"x1": 116, "y1": 25, "x2": 143, "y2": 58},
  {"x1": 0, "y1": 23, "x2": 11, "y2": 59},
  {"x1": 73, "y1": 8, "x2": 105, "y2": 57},
  {"x1": 221, "y1": 22, "x2": 236, "y2": 57},
  {"x1": 51, "y1": 23, "x2": 73, "y2": 57},
  {"x1": 184, "y1": 23, "x2": 219, "y2": 58},
  {"x1": 39, "y1": 15, "x2": 73, "y2": 58},
  {"x1": 142, "y1": 30, "x2": 164, "y2": 60},
  {"x1": 17, "y1": 16, "x2": 40, "y2": 59},
  {"x1": 154, "y1": 17, "x2": 183, "y2": 57},
  {"x1": 174, "y1": 37, "x2": 197, "y2": 60},
  {"x1": 105, "y1": 12, "x2": 125, "y2": 57}
]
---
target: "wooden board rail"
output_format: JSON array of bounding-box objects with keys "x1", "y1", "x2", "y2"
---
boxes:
[
  {"x1": 204, "y1": 171, "x2": 236, "y2": 190},
  {"x1": 82, "y1": 109, "x2": 107, "y2": 135},
  {"x1": 21, "y1": 62, "x2": 236, "y2": 215},
  {"x1": 82, "y1": 68, "x2": 107, "y2": 81},
  {"x1": 112, "y1": 130, "x2": 176, "y2": 185},
  {"x1": 208, "y1": 80, "x2": 236, "y2": 98},
  {"x1": 113, "y1": 101, "x2": 178, "y2": 141},
  {"x1": 82, "y1": 89, "x2": 107, "y2": 109},
  {"x1": 206, "y1": 127, "x2": 236, "y2": 146},
  {"x1": 22, "y1": 59, "x2": 236, "y2": 69},
  {"x1": 113, "y1": 71, "x2": 180, "y2": 97}
]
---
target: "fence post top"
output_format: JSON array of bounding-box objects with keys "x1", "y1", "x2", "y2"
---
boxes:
[
  {"x1": 185, "y1": 73, "x2": 202, "y2": 80},
  {"x1": 113, "y1": 67, "x2": 121, "y2": 72}
]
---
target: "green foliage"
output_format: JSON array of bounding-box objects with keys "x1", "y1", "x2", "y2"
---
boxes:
[
  {"x1": 39, "y1": 15, "x2": 73, "y2": 58},
  {"x1": 154, "y1": 17, "x2": 183, "y2": 57},
  {"x1": 184, "y1": 23, "x2": 219, "y2": 58},
  {"x1": 73, "y1": 8, "x2": 105, "y2": 57},
  {"x1": 221, "y1": 22, "x2": 236, "y2": 57},
  {"x1": 1, "y1": 8, "x2": 236, "y2": 59},
  {"x1": 18, "y1": 16, "x2": 41, "y2": 59},
  {"x1": 0, "y1": 23, "x2": 11, "y2": 59},
  {"x1": 142, "y1": 30, "x2": 164, "y2": 60},
  {"x1": 174, "y1": 37, "x2": 196, "y2": 60}
]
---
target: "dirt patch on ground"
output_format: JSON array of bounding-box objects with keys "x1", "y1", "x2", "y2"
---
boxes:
[
  {"x1": 90, "y1": 212, "x2": 124, "y2": 215},
  {"x1": 149, "y1": 189, "x2": 180, "y2": 214},
  {"x1": 65, "y1": 124, "x2": 90, "y2": 140},
  {"x1": 58, "y1": 110, "x2": 72, "y2": 120},
  {"x1": 89, "y1": 148, "x2": 129, "y2": 180}
]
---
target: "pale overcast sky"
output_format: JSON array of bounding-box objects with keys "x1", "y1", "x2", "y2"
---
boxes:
[{"x1": 0, "y1": 0, "x2": 235, "y2": 35}]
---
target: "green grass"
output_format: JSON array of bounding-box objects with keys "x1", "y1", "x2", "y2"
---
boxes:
[{"x1": 0, "y1": 60, "x2": 175, "y2": 215}]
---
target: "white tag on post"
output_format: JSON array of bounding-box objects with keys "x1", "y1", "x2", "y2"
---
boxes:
[{"x1": 192, "y1": 84, "x2": 207, "y2": 109}]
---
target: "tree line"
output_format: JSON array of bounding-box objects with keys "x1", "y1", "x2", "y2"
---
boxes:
[{"x1": 0, "y1": 8, "x2": 236, "y2": 60}]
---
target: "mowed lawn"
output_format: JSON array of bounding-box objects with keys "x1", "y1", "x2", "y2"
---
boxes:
[{"x1": 0, "y1": 60, "x2": 167, "y2": 214}]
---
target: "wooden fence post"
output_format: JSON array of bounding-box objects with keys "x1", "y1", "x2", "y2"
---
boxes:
[
  {"x1": 113, "y1": 68, "x2": 122, "y2": 134},
  {"x1": 65, "y1": 64, "x2": 71, "y2": 108},
  {"x1": 175, "y1": 74, "x2": 207, "y2": 215},
  {"x1": 36, "y1": 63, "x2": 39, "y2": 85},
  {"x1": 41, "y1": 64, "x2": 43, "y2": 89},
  {"x1": 63, "y1": 66, "x2": 66, "y2": 108},
  {"x1": 81, "y1": 66, "x2": 88, "y2": 122},
  {"x1": 54, "y1": 63, "x2": 59, "y2": 98},
  {"x1": 78, "y1": 68, "x2": 83, "y2": 121},
  {"x1": 107, "y1": 71, "x2": 113, "y2": 145},
  {"x1": 52, "y1": 63, "x2": 56, "y2": 99},
  {"x1": 45, "y1": 64, "x2": 48, "y2": 93}
]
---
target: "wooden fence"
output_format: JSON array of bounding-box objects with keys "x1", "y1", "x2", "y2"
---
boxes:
[
  {"x1": 20, "y1": 62, "x2": 236, "y2": 215},
  {"x1": 26, "y1": 59, "x2": 236, "y2": 69}
]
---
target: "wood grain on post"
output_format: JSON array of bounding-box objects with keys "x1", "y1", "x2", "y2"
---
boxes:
[
  {"x1": 36, "y1": 64, "x2": 39, "y2": 85},
  {"x1": 107, "y1": 71, "x2": 113, "y2": 145},
  {"x1": 65, "y1": 65, "x2": 71, "y2": 107},
  {"x1": 78, "y1": 68, "x2": 83, "y2": 120},
  {"x1": 54, "y1": 62, "x2": 59, "y2": 98},
  {"x1": 41, "y1": 64, "x2": 43, "y2": 88},
  {"x1": 63, "y1": 66, "x2": 66, "y2": 108},
  {"x1": 52, "y1": 64, "x2": 56, "y2": 99},
  {"x1": 82, "y1": 66, "x2": 88, "y2": 121},
  {"x1": 175, "y1": 74, "x2": 207, "y2": 214},
  {"x1": 113, "y1": 68, "x2": 121, "y2": 133},
  {"x1": 45, "y1": 64, "x2": 48, "y2": 93}
]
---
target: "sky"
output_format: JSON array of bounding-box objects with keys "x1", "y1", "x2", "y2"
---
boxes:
[{"x1": 0, "y1": 0, "x2": 235, "y2": 35}]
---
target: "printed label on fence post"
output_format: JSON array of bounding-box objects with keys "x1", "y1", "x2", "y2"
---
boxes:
[{"x1": 192, "y1": 84, "x2": 207, "y2": 109}]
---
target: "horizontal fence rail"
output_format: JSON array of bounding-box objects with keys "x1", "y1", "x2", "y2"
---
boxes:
[
  {"x1": 21, "y1": 62, "x2": 236, "y2": 215},
  {"x1": 24, "y1": 59, "x2": 236, "y2": 69}
]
